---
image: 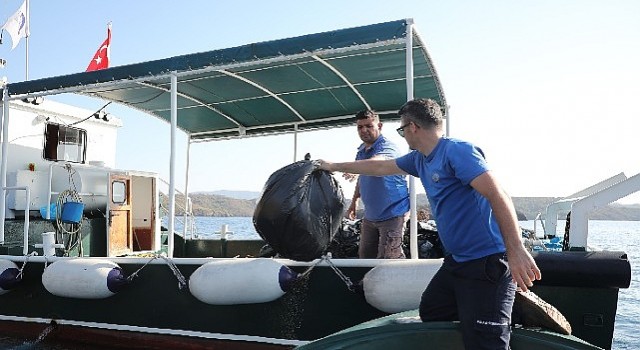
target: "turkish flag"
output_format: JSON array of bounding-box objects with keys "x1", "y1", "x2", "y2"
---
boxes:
[{"x1": 86, "y1": 24, "x2": 111, "y2": 72}]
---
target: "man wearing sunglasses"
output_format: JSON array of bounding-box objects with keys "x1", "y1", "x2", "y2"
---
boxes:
[
  {"x1": 318, "y1": 98, "x2": 541, "y2": 349},
  {"x1": 346, "y1": 110, "x2": 410, "y2": 259}
]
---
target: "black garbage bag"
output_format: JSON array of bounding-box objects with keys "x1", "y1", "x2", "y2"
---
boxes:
[
  {"x1": 253, "y1": 160, "x2": 345, "y2": 261},
  {"x1": 403, "y1": 221, "x2": 444, "y2": 259},
  {"x1": 327, "y1": 219, "x2": 361, "y2": 258}
]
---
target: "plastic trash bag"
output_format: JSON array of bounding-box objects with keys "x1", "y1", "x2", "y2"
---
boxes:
[
  {"x1": 253, "y1": 160, "x2": 345, "y2": 261},
  {"x1": 326, "y1": 219, "x2": 361, "y2": 258},
  {"x1": 403, "y1": 220, "x2": 444, "y2": 259}
]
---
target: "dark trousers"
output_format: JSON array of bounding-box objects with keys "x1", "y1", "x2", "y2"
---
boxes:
[{"x1": 419, "y1": 253, "x2": 516, "y2": 350}]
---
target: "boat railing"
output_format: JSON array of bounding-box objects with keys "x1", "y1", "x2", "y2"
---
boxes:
[
  {"x1": 543, "y1": 171, "x2": 640, "y2": 249},
  {"x1": 157, "y1": 177, "x2": 198, "y2": 240},
  {"x1": 568, "y1": 172, "x2": 640, "y2": 248},
  {"x1": 0, "y1": 186, "x2": 30, "y2": 254}
]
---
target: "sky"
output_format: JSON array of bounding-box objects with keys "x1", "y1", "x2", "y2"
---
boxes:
[{"x1": 1, "y1": 1, "x2": 639, "y2": 203}]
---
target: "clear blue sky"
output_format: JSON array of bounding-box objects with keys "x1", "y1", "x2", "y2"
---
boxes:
[{"x1": 2, "y1": 1, "x2": 639, "y2": 202}]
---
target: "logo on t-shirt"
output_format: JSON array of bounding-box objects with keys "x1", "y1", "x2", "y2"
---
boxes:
[{"x1": 432, "y1": 172, "x2": 440, "y2": 183}]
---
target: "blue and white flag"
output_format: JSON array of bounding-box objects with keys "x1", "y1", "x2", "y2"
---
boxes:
[{"x1": 1, "y1": 0, "x2": 29, "y2": 50}]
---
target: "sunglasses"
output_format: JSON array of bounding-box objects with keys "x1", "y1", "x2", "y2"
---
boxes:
[{"x1": 396, "y1": 122, "x2": 412, "y2": 137}]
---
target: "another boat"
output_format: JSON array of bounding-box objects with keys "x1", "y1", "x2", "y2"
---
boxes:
[
  {"x1": 0, "y1": 19, "x2": 632, "y2": 350},
  {"x1": 294, "y1": 310, "x2": 602, "y2": 350}
]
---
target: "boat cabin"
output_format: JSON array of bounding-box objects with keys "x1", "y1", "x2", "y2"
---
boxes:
[{"x1": 2, "y1": 99, "x2": 161, "y2": 257}]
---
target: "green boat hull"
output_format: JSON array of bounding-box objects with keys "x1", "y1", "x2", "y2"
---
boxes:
[{"x1": 296, "y1": 311, "x2": 602, "y2": 350}]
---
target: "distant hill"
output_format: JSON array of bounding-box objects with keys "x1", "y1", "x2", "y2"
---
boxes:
[
  {"x1": 165, "y1": 192, "x2": 640, "y2": 220},
  {"x1": 160, "y1": 192, "x2": 256, "y2": 217},
  {"x1": 511, "y1": 197, "x2": 559, "y2": 220},
  {"x1": 195, "y1": 190, "x2": 261, "y2": 200}
]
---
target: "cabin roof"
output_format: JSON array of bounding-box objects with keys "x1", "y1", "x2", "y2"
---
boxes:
[{"x1": 4, "y1": 19, "x2": 446, "y2": 142}]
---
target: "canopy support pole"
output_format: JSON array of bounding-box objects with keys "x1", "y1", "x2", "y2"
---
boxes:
[
  {"x1": 0, "y1": 86, "x2": 10, "y2": 244},
  {"x1": 293, "y1": 123, "x2": 299, "y2": 162},
  {"x1": 167, "y1": 72, "x2": 178, "y2": 257},
  {"x1": 405, "y1": 19, "x2": 418, "y2": 260},
  {"x1": 183, "y1": 135, "x2": 192, "y2": 239}
]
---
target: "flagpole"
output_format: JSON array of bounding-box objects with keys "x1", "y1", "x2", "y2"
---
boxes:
[{"x1": 25, "y1": 0, "x2": 29, "y2": 80}]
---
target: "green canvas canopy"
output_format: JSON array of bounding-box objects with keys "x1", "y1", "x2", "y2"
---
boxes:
[{"x1": 4, "y1": 18, "x2": 446, "y2": 142}]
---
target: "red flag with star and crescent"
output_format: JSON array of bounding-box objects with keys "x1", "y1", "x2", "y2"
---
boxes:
[{"x1": 86, "y1": 23, "x2": 111, "y2": 72}]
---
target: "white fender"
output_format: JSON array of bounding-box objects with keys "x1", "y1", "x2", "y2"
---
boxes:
[
  {"x1": 42, "y1": 259, "x2": 128, "y2": 299},
  {"x1": 189, "y1": 258, "x2": 298, "y2": 305},
  {"x1": 0, "y1": 259, "x2": 21, "y2": 294},
  {"x1": 363, "y1": 259, "x2": 443, "y2": 313}
]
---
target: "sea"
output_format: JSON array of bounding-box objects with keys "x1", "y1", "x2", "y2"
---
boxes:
[{"x1": 1, "y1": 218, "x2": 638, "y2": 350}]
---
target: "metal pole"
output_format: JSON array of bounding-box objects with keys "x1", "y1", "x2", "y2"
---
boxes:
[
  {"x1": 445, "y1": 106, "x2": 450, "y2": 136},
  {"x1": 168, "y1": 72, "x2": 178, "y2": 257},
  {"x1": 0, "y1": 87, "x2": 10, "y2": 243},
  {"x1": 293, "y1": 123, "x2": 298, "y2": 162},
  {"x1": 4, "y1": 186, "x2": 32, "y2": 255},
  {"x1": 25, "y1": 0, "x2": 30, "y2": 80},
  {"x1": 405, "y1": 19, "x2": 418, "y2": 259},
  {"x1": 183, "y1": 135, "x2": 191, "y2": 239}
]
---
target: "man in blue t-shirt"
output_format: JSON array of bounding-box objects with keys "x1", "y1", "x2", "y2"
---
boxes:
[
  {"x1": 346, "y1": 110, "x2": 409, "y2": 259},
  {"x1": 318, "y1": 99, "x2": 541, "y2": 349}
]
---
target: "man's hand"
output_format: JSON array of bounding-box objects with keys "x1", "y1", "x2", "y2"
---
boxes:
[
  {"x1": 342, "y1": 173, "x2": 357, "y2": 182},
  {"x1": 345, "y1": 202, "x2": 357, "y2": 220},
  {"x1": 317, "y1": 159, "x2": 333, "y2": 172},
  {"x1": 507, "y1": 247, "x2": 542, "y2": 292}
]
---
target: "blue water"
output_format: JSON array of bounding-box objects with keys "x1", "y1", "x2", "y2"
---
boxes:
[{"x1": 2, "y1": 218, "x2": 638, "y2": 349}]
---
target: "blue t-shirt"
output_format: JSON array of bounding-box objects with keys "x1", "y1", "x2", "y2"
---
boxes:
[
  {"x1": 356, "y1": 135, "x2": 409, "y2": 221},
  {"x1": 395, "y1": 137, "x2": 506, "y2": 262}
]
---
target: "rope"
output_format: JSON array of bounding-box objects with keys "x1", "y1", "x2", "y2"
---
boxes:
[
  {"x1": 16, "y1": 252, "x2": 38, "y2": 280},
  {"x1": 159, "y1": 254, "x2": 188, "y2": 290},
  {"x1": 323, "y1": 255, "x2": 355, "y2": 292},
  {"x1": 54, "y1": 164, "x2": 84, "y2": 256},
  {"x1": 297, "y1": 256, "x2": 327, "y2": 279},
  {"x1": 126, "y1": 254, "x2": 187, "y2": 290},
  {"x1": 126, "y1": 255, "x2": 159, "y2": 283},
  {"x1": 299, "y1": 254, "x2": 355, "y2": 292}
]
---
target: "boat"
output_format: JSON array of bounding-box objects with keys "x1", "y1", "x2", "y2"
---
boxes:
[
  {"x1": 294, "y1": 310, "x2": 602, "y2": 350},
  {"x1": 0, "y1": 18, "x2": 632, "y2": 350}
]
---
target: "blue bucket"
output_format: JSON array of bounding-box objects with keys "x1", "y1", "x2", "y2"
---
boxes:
[
  {"x1": 61, "y1": 202, "x2": 84, "y2": 224},
  {"x1": 39, "y1": 203, "x2": 57, "y2": 221}
]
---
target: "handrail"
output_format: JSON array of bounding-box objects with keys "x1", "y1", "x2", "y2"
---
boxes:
[
  {"x1": 2, "y1": 186, "x2": 30, "y2": 254},
  {"x1": 157, "y1": 177, "x2": 197, "y2": 239},
  {"x1": 543, "y1": 172, "x2": 628, "y2": 237},
  {"x1": 158, "y1": 198, "x2": 198, "y2": 240},
  {"x1": 569, "y1": 172, "x2": 640, "y2": 248},
  {"x1": 542, "y1": 171, "x2": 640, "y2": 248}
]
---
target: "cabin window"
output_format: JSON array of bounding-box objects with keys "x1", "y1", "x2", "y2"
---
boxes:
[
  {"x1": 43, "y1": 123, "x2": 87, "y2": 163},
  {"x1": 112, "y1": 181, "x2": 127, "y2": 204}
]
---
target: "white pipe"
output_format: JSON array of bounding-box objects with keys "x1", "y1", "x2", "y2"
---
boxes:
[
  {"x1": 0, "y1": 87, "x2": 10, "y2": 243},
  {"x1": 45, "y1": 162, "x2": 56, "y2": 220},
  {"x1": 168, "y1": 72, "x2": 178, "y2": 257},
  {"x1": 183, "y1": 135, "x2": 191, "y2": 239},
  {"x1": 25, "y1": 0, "x2": 30, "y2": 81},
  {"x1": 405, "y1": 19, "x2": 418, "y2": 259},
  {"x1": 293, "y1": 123, "x2": 298, "y2": 162}
]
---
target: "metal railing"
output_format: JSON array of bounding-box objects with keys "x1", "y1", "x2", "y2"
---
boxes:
[
  {"x1": 157, "y1": 177, "x2": 197, "y2": 240},
  {"x1": 1, "y1": 186, "x2": 31, "y2": 254}
]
